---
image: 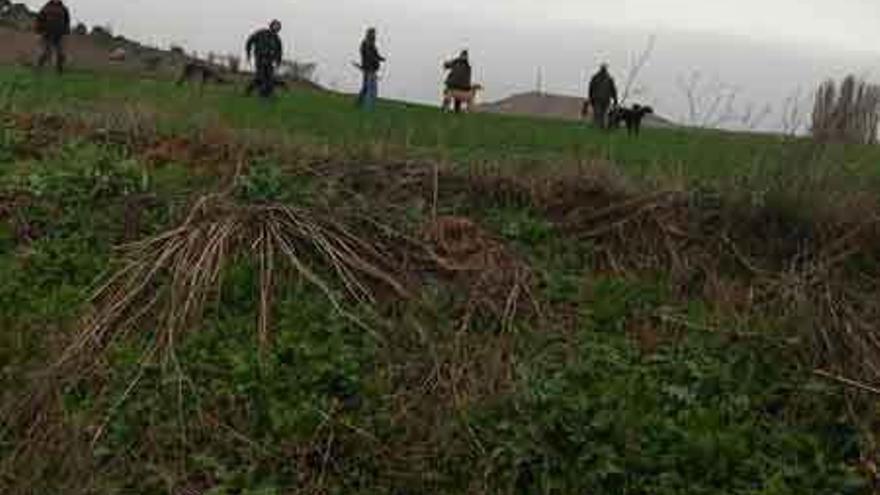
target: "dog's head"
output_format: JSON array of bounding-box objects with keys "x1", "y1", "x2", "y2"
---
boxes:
[{"x1": 632, "y1": 104, "x2": 654, "y2": 117}]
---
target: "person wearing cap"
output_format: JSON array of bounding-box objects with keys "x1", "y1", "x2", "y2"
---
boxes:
[
  {"x1": 245, "y1": 20, "x2": 284, "y2": 98},
  {"x1": 588, "y1": 63, "x2": 618, "y2": 129},
  {"x1": 443, "y1": 49, "x2": 472, "y2": 113},
  {"x1": 356, "y1": 27, "x2": 385, "y2": 110}
]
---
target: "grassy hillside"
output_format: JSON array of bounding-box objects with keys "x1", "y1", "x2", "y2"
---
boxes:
[
  {"x1": 2, "y1": 67, "x2": 880, "y2": 494},
  {"x1": 3, "y1": 67, "x2": 880, "y2": 181}
]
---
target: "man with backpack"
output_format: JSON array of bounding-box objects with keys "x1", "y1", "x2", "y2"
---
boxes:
[
  {"x1": 245, "y1": 20, "x2": 284, "y2": 98},
  {"x1": 35, "y1": 0, "x2": 71, "y2": 74}
]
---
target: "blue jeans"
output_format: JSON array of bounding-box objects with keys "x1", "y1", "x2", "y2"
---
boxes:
[{"x1": 357, "y1": 71, "x2": 378, "y2": 109}]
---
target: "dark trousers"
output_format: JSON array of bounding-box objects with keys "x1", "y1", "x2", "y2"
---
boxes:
[
  {"x1": 592, "y1": 101, "x2": 610, "y2": 129},
  {"x1": 37, "y1": 35, "x2": 65, "y2": 74},
  {"x1": 246, "y1": 59, "x2": 276, "y2": 98}
]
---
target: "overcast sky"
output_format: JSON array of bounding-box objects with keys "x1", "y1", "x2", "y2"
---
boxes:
[{"x1": 22, "y1": 0, "x2": 880, "y2": 130}]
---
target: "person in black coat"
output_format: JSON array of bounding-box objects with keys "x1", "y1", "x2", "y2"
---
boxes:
[
  {"x1": 443, "y1": 50, "x2": 472, "y2": 113},
  {"x1": 588, "y1": 63, "x2": 619, "y2": 129},
  {"x1": 245, "y1": 20, "x2": 283, "y2": 98},
  {"x1": 35, "y1": 0, "x2": 71, "y2": 74},
  {"x1": 356, "y1": 27, "x2": 385, "y2": 110}
]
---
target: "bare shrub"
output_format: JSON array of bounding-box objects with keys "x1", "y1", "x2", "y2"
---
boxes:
[
  {"x1": 227, "y1": 55, "x2": 241, "y2": 74},
  {"x1": 279, "y1": 60, "x2": 318, "y2": 82},
  {"x1": 619, "y1": 34, "x2": 657, "y2": 105},
  {"x1": 811, "y1": 75, "x2": 880, "y2": 144}
]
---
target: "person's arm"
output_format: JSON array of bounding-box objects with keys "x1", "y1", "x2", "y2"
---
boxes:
[
  {"x1": 34, "y1": 7, "x2": 46, "y2": 33},
  {"x1": 245, "y1": 33, "x2": 255, "y2": 61},
  {"x1": 274, "y1": 35, "x2": 283, "y2": 65},
  {"x1": 610, "y1": 80, "x2": 618, "y2": 104},
  {"x1": 62, "y1": 5, "x2": 71, "y2": 34}
]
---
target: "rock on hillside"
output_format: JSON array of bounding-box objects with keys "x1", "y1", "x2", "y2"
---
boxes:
[{"x1": 478, "y1": 91, "x2": 677, "y2": 129}]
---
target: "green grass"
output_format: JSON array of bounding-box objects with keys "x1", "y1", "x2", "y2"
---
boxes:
[
  {"x1": 0, "y1": 67, "x2": 877, "y2": 494},
  {"x1": 2, "y1": 67, "x2": 879, "y2": 183}
]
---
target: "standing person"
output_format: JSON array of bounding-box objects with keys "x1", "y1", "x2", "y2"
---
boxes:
[
  {"x1": 443, "y1": 49, "x2": 472, "y2": 113},
  {"x1": 34, "y1": 0, "x2": 71, "y2": 74},
  {"x1": 245, "y1": 20, "x2": 283, "y2": 98},
  {"x1": 356, "y1": 27, "x2": 385, "y2": 110},
  {"x1": 588, "y1": 63, "x2": 618, "y2": 130}
]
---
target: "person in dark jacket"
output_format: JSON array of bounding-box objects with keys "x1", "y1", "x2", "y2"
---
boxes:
[
  {"x1": 443, "y1": 50, "x2": 472, "y2": 113},
  {"x1": 588, "y1": 63, "x2": 618, "y2": 129},
  {"x1": 35, "y1": 0, "x2": 70, "y2": 74},
  {"x1": 245, "y1": 20, "x2": 283, "y2": 98},
  {"x1": 356, "y1": 27, "x2": 385, "y2": 110}
]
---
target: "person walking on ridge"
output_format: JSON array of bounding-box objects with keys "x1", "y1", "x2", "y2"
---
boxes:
[
  {"x1": 356, "y1": 27, "x2": 385, "y2": 110},
  {"x1": 588, "y1": 63, "x2": 618, "y2": 130},
  {"x1": 245, "y1": 19, "x2": 284, "y2": 98},
  {"x1": 35, "y1": 0, "x2": 71, "y2": 74},
  {"x1": 443, "y1": 49, "x2": 472, "y2": 113}
]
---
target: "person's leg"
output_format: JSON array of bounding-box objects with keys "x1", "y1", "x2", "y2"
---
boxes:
[
  {"x1": 36, "y1": 37, "x2": 52, "y2": 69},
  {"x1": 256, "y1": 61, "x2": 272, "y2": 98},
  {"x1": 356, "y1": 72, "x2": 368, "y2": 107},
  {"x1": 261, "y1": 63, "x2": 277, "y2": 98},
  {"x1": 54, "y1": 37, "x2": 65, "y2": 74},
  {"x1": 366, "y1": 72, "x2": 378, "y2": 110},
  {"x1": 370, "y1": 72, "x2": 379, "y2": 108},
  {"x1": 594, "y1": 102, "x2": 609, "y2": 129}
]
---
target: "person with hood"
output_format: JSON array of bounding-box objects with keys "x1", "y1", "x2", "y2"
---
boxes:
[
  {"x1": 245, "y1": 19, "x2": 283, "y2": 98},
  {"x1": 588, "y1": 63, "x2": 618, "y2": 129},
  {"x1": 443, "y1": 49, "x2": 472, "y2": 113},
  {"x1": 35, "y1": 0, "x2": 71, "y2": 74},
  {"x1": 356, "y1": 27, "x2": 385, "y2": 110}
]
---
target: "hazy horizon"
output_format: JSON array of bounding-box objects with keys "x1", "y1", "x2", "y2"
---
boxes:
[{"x1": 18, "y1": 0, "x2": 880, "y2": 131}]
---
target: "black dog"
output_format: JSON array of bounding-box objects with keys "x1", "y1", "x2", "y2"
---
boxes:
[{"x1": 608, "y1": 104, "x2": 654, "y2": 136}]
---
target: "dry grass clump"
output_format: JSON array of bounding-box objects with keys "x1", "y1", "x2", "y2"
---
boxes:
[
  {"x1": 422, "y1": 215, "x2": 537, "y2": 331},
  {"x1": 66, "y1": 193, "x2": 407, "y2": 365}
]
